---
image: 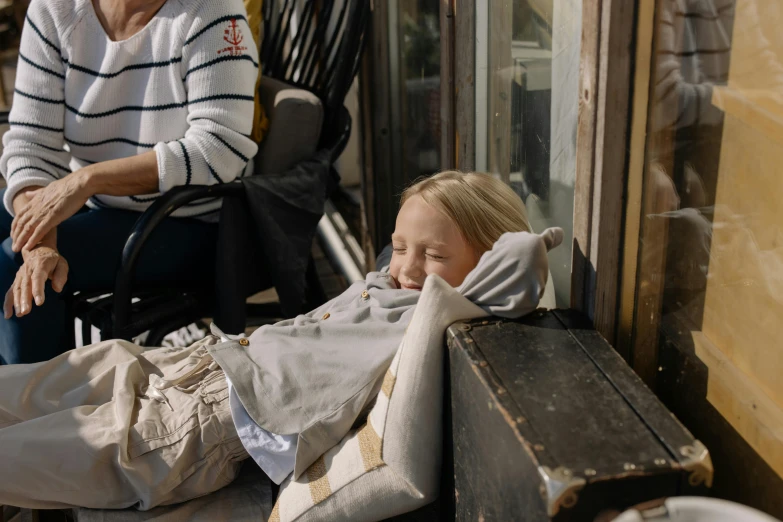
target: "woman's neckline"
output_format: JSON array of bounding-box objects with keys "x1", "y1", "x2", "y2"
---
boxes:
[{"x1": 88, "y1": 0, "x2": 170, "y2": 43}]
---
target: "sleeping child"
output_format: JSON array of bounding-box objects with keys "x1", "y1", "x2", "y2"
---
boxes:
[{"x1": 0, "y1": 171, "x2": 563, "y2": 510}]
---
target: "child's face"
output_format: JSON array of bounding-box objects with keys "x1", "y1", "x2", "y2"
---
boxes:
[{"x1": 389, "y1": 195, "x2": 480, "y2": 289}]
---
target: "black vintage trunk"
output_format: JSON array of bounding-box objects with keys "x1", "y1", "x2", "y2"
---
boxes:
[{"x1": 445, "y1": 310, "x2": 712, "y2": 522}]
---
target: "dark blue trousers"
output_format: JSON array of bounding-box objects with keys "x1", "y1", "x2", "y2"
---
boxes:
[{"x1": 0, "y1": 188, "x2": 218, "y2": 364}]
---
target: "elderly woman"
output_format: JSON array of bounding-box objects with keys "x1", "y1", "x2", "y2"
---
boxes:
[{"x1": 0, "y1": 0, "x2": 262, "y2": 363}]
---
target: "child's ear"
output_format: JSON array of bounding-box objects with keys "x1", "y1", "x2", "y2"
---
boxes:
[{"x1": 539, "y1": 227, "x2": 565, "y2": 252}]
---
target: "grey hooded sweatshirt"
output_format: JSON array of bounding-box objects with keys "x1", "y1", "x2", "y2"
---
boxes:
[{"x1": 207, "y1": 228, "x2": 563, "y2": 478}]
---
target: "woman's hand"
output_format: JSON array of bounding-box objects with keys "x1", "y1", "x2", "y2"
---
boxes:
[
  {"x1": 3, "y1": 231, "x2": 69, "y2": 318},
  {"x1": 11, "y1": 172, "x2": 91, "y2": 252},
  {"x1": 10, "y1": 152, "x2": 160, "y2": 254}
]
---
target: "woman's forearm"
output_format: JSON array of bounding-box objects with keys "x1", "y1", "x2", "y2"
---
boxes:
[
  {"x1": 12, "y1": 186, "x2": 56, "y2": 249},
  {"x1": 79, "y1": 150, "x2": 160, "y2": 197},
  {"x1": 9, "y1": 151, "x2": 160, "y2": 253}
]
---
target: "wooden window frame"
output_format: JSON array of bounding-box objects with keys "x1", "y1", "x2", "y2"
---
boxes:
[
  {"x1": 443, "y1": 0, "x2": 639, "y2": 349},
  {"x1": 359, "y1": 0, "x2": 407, "y2": 256},
  {"x1": 571, "y1": 0, "x2": 637, "y2": 350}
]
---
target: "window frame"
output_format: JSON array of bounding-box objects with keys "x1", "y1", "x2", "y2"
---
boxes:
[{"x1": 445, "y1": 0, "x2": 637, "y2": 345}]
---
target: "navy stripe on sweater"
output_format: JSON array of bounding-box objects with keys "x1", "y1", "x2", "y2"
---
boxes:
[
  {"x1": 189, "y1": 94, "x2": 255, "y2": 105},
  {"x1": 184, "y1": 55, "x2": 258, "y2": 80},
  {"x1": 66, "y1": 101, "x2": 186, "y2": 118},
  {"x1": 207, "y1": 162, "x2": 224, "y2": 184},
  {"x1": 40, "y1": 158, "x2": 70, "y2": 173},
  {"x1": 129, "y1": 194, "x2": 159, "y2": 203},
  {"x1": 19, "y1": 52, "x2": 65, "y2": 79},
  {"x1": 9, "y1": 121, "x2": 63, "y2": 132},
  {"x1": 207, "y1": 132, "x2": 248, "y2": 162},
  {"x1": 30, "y1": 141, "x2": 66, "y2": 153},
  {"x1": 63, "y1": 56, "x2": 183, "y2": 79},
  {"x1": 7, "y1": 165, "x2": 58, "y2": 180},
  {"x1": 25, "y1": 15, "x2": 60, "y2": 55},
  {"x1": 184, "y1": 14, "x2": 249, "y2": 46},
  {"x1": 65, "y1": 136, "x2": 156, "y2": 148},
  {"x1": 62, "y1": 94, "x2": 252, "y2": 119},
  {"x1": 14, "y1": 88, "x2": 64, "y2": 105},
  {"x1": 177, "y1": 141, "x2": 193, "y2": 185}
]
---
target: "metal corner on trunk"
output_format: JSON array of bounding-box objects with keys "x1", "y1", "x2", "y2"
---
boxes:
[
  {"x1": 679, "y1": 440, "x2": 714, "y2": 488},
  {"x1": 537, "y1": 466, "x2": 586, "y2": 517}
]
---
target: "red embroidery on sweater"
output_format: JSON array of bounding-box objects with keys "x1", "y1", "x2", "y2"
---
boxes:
[{"x1": 217, "y1": 19, "x2": 248, "y2": 56}]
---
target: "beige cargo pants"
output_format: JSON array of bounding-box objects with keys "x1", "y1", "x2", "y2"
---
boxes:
[{"x1": 0, "y1": 336, "x2": 248, "y2": 510}]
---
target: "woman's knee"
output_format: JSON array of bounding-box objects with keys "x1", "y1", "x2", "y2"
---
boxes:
[{"x1": 0, "y1": 237, "x2": 68, "y2": 364}]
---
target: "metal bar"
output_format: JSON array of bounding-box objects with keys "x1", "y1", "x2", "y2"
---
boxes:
[
  {"x1": 316, "y1": 210, "x2": 365, "y2": 284},
  {"x1": 324, "y1": 199, "x2": 366, "y2": 273},
  {"x1": 474, "y1": 0, "x2": 489, "y2": 172}
]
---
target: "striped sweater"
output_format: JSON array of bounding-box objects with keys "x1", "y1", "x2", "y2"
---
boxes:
[{"x1": 0, "y1": 0, "x2": 259, "y2": 218}]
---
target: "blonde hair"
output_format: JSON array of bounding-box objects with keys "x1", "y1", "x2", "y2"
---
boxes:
[{"x1": 400, "y1": 171, "x2": 531, "y2": 254}]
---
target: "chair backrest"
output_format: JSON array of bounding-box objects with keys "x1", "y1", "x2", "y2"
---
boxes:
[{"x1": 260, "y1": 0, "x2": 370, "y2": 131}]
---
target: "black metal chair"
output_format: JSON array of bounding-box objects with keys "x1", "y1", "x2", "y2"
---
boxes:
[{"x1": 70, "y1": 0, "x2": 371, "y2": 346}]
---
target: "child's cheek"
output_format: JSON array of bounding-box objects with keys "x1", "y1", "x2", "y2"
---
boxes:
[
  {"x1": 425, "y1": 261, "x2": 446, "y2": 280},
  {"x1": 388, "y1": 259, "x2": 400, "y2": 282}
]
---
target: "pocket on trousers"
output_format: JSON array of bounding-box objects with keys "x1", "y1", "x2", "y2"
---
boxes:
[{"x1": 127, "y1": 392, "x2": 200, "y2": 460}]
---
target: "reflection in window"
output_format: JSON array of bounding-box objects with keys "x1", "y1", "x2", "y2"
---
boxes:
[
  {"x1": 481, "y1": 0, "x2": 581, "y2": 307},
  {"x1": 400, "y1": 0, "x2": 441, "y2": 179},
  {"x1": 633, "y1": 0, "x2": 783, "y2": 504}
]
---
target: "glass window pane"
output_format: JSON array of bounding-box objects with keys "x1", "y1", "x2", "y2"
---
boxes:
[
  {"x1": 478, "y1": 0, "x2": 581, "y2": 307},
  {"x1": 400, "y1": 0, "x2": 441, "y2": 179},
  {"x1": 361, "y1": 0, "x2": 442, "y2": 253},
  {"x1": 633, "y1": 0, "x2": 783, "y2": 495}
]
